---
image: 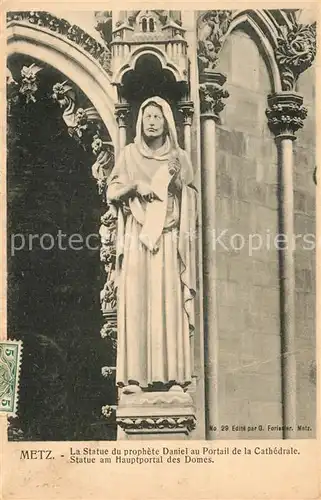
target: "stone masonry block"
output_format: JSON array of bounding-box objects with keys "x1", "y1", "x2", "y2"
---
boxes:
[
  {"x1": 249, "y1": 285, "x2": 279, "y2": 316},
  {"x1": 225, "y1": 101, "x2": 259, "y2": 135},
  {"x1": 217, "y1": 280, "x2": 250, "y2": 309},
  {"x1": 216, "y1": 195, "x2": 235, "y2": 223},
  {"x1": 265, "y1": 184, "x2": 278, "y2": 210},
  {"x1": 294, "y1": 146, "x2": 314, "y2": 171},
  {"x1": 230, "y1": 155, "x2": 257, "y2": 180},
  {"x1": 294, "y1": 190, "x2": 307, "y2": 213},
  {"x1": 245, "y1": 312, "x2": 280, "y2": 336},
  {"x1": 246, "y1": 401, "x2": 283, "y2": 437},
  {"x1": 224, "y1": 372, "x2": 282, "y2": 403},
  {"x1": 216, "y1": 171, "x2": 233, "y2": 197},
  {"x1": 217, "y1": 127, "x2": 246, "y2": 157},
  {"x1": 252, "y1": 260, "x2": 279, "y2": 287},
  {"x1": 244, "y1": 178, "x2": 267, "y2": 206},
  {"x1": 217, "y1": 305, "x2": 246, "y2": 334}
]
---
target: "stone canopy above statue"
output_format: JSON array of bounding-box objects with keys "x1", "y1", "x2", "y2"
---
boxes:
[
  {"x1": 110, "y1": 10, "x2": 188, "y2": 85},
  {"x1": 114, "y1": 11, "x2": 182, "y2": 32}
]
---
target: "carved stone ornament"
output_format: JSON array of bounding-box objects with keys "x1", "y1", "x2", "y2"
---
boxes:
[
  {"x1": 178, "y1": 101, "x2": 194, "y2": 126},
  {"x1": 101, "y1": 404, "x2": 117, "y2": 421},
  {"x1": 100, "y1": 313, "x2": 117, "y2": 346},
  {"x1": 197, "y1": 10, "x2": 233, "y2": 73},
  {"x1": 91, "y1": 135, "x2": 115, "y2": 192},
  {"x1": 114, "y1": 103, "x2": 131, "y2": 128},
  {"x1": 94, "y1": 11, "x2": 113, "y2": 46},
  {"x1": 101, "y1": 366, "x2": 116, "y2": 379},
  {"x1": 51, "y1": 79, "x2": 118, "y2": 363},
  {"x1": 19, "y1": 63, "x2": 43, "y2": 103},
  {"x1": 117, "y1": 415, "x2": 196, "y2": 434},
  {"x1": 7, "y1": 63, "x2": 44, "y2": 113},
  {"x1": 7, "y1": 11, "x2": 112, "y2": 75},
  {"x1": 275, "y1": 19, "x2": 316, "y2": 91},
  {"x1": 126, "y1": 10, "x2": 170, "y2": 27},
  {"x1": 266, "y1": 92, "x2": 307, "y2": 138},
  {"x1": 52, "y1": 81, "x2": 76, "y2": 116},
  {"x1": 199, "y1": 72, "x2": 229, "y2": 119},
  {"x1": 99, "y1": 208, "x2": 118, "y2": 334},
  {"x1": 52, "y1": 81, "x2": 110, "y2": 154},
  {"x1": 117, "y1": 389, "x2": 196, "y2": 435}
]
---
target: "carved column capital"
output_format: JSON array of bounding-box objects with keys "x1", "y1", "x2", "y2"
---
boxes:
[
  {"x1": 266, "y1": 92, "x2": 307, "y2": 139},
  {"x1": 115, "y1": 103, "x2": 131, "y2": 128},
  {"x1": 178, "y1": 101, "x2": 194, "y2": 126},
  {"x1": 199, "y1": 71, "x2": 229, "y2": 120}
]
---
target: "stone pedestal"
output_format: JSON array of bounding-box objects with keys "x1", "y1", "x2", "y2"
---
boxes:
[{"x1": 117, "y1": 389, "x2": 196, "y2": 438}]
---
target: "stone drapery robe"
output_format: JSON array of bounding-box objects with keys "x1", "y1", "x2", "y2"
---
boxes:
[{"x1": 107, "y1": 97, "x2": 197, "y2": 389}]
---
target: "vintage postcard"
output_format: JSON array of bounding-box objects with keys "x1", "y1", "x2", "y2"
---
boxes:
[{"x1": 0, "y1": 1, "x2": 319, "y2": 499}]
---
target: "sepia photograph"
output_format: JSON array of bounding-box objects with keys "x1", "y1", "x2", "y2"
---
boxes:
[{"x1": 4, "y1": 7, "x2": 316, "y2": 447}]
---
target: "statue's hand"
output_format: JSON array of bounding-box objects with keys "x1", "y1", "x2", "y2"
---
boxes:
[
  {"x1": 168, "y1": 156, "x2": 182, "y2": 193},
  {"x1": 111, "y1": 182, "x2": 137, "y2": 202},
  {"x1": 168, "y1": 157, "x2": 181, "y2": 177},
  {"x1": 136, "y1": 182, "x2": 156, "y2": 203}
]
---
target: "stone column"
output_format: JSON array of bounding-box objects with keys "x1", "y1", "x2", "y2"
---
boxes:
[
  {"x1": 178, "y1": 100, "x2": 194, "y2": 158},
  {"x1": 266, "y1": 92, "x2": 307, "y2": 438},
  {"x1": 199, "y1": 70, "x2": 229, "y2": 440}
]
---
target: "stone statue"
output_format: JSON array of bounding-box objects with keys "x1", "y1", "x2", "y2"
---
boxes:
[{"x1": 107, "y1": 96, "x2": 197, "y2": 394}]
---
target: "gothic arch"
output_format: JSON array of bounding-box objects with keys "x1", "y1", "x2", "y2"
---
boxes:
[
  {"x1": 226, "y1": 10, "x2": 282, "y2": 92},
  {"x1": 7, "y1": 21, "x2": 118, "y2": 143},
  {"x1": 112, "y1": 45, "x2": 187, "y2": 85}
]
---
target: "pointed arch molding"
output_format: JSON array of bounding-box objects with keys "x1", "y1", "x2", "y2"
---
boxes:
[
  {"x1": 7, "y1": 21, "x2": 118, "y2": 143},
  {"x1": 112, "y1": 45, "x2": 186, "y2": 85},
  {"x1": 227, "y1": 10, "x2": 282, "y2": 92}
]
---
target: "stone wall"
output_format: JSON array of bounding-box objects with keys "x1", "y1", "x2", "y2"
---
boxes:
[
  {"x1": 213, "y1": 28, "x2": 316, "y2": 439},
  {"x1": 294, "y1": 64, "x2": 316, "y2": 437},
  {"x1": 215, "y1": 30, "x2": 283, "y2": 439}
]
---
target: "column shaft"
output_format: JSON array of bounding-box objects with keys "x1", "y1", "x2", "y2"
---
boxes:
[
  {"x1": 198, "y1": 71, "x2": 228, "y2": 440},
  {"x1": 201, "y1": 116, "x2": 219, "y2": 440},
  {"x1": 266, "y1": 91, "x2": 308, "y2": 438},
  {"x1": 118, "y1": 125, "x2": 127, "y2": 150},
  {"x1": 277, "y1": 137, "x2": 296, "y2": 438},
  {"x1": 184, "y1": 123, "x2": 192, "y2": 158}
]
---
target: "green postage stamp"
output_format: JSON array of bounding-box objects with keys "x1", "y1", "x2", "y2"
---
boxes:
[{"x1": 0, "y1": 340, "x2": 23, "y2": 415}]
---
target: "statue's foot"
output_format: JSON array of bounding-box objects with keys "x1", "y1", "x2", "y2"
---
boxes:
[
  {"x1": 168, "y1": 384, "x2": 184, "y2": 393},
  {"x1": 122, "y1": 384, "x2": 142, "y2": 395}
]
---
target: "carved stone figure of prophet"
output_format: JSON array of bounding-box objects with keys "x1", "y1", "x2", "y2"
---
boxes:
[{"x1": 107, "y1": 96, "x2": 197, "y2": 394}]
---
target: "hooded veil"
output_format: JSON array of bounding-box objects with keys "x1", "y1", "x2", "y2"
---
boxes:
[{"x1": 107, "y1": 96, "x2": 197, "y2": 388}]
